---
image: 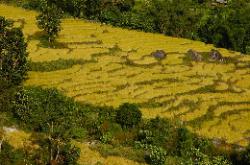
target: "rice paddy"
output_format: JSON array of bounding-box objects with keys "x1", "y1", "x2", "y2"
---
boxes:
[{"x1": 1, "y1": 4, "x2": 250, "y2": 147}]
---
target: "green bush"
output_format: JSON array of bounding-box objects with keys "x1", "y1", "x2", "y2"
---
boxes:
[
  {"x1": 116, "y1": 103, "x2": 142, "y2": 129},
  {"x1": 137, "y1": 117, "x2": 176, "y2": 152},
  {"x1": 176, "y1": 127, "x2": 193, "y2": 157},
  {"x1": 60, "y1": 143, "x2": 80, "y2": 165},
  {"x1": 145, "y1": 145, "x2": 167, "y2": 165},
  {"x1": 193, "y1": 137, "x2": 214, "y2": 156},
  {"x1": 100, "y1": 132, "x2": 113, "y2": 144}
]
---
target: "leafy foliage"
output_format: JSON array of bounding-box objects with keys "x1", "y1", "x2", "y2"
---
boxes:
[
  {"x1": 137, "y1": 117, "x2": 176, "y2": 151},
  {"x1": 0, "y1": 16, "x2": 28, "y2": 85},
  {"x1": 176, "y1": 127, "x2": 194, "y2": 157},
  {"x1": 116, "y1": 103, "x2": 142, "y2": 128},
  {"x1": 145, "y1": 145, "x2": 167, "y2": 165},
  {"x1": 36, "y1": 0, "x2": 62, "y2": 44},
  {"x1": 12, "y1": 87, "x2": 90, "y2": 139}
]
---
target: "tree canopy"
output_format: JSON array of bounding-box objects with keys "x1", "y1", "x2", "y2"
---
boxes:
[{"x1": 0, "y1": 16, "x2": 28, "y2": 85}]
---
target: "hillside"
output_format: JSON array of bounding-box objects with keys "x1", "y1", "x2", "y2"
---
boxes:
[{"x1": 1, "y1": 3, "x2": 250, "y2": 148}]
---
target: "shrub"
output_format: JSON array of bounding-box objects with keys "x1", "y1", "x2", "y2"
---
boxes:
[
  {"x1": 193, "y1": 137, "x2": 214, "y2": 156},
  {"x1": 60, "y1": 143, "x2": 80, "y2": 165},
  {"x1": 116, "y1": 103, "x2": 142, "y2": 129},
  {"x1": 176, "y1": 127, "x2": 193, "y2": 157},
  {"x1": 145, "y1": 145, "x2": 167, "y2": 165},
  {"x1": 138, "y1": 117, "x2": 177, "y2": 152},
  {"x1": 212, "y1": 156, "x2": 232, "y2": 165},
  {"x1": 100, "y1": 132, "x2": 113, "y2": 144}
]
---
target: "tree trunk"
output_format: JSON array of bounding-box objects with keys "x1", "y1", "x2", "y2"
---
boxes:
[{"x1": 0, "y1": 136, "x2": 5, "y2": 153}]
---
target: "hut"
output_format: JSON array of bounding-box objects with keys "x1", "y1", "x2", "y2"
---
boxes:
[
  {"x1": 187, "y1": 49, "x2": 203, "y2": 62},
  {"x1": 151, "y1": 50, "x2": 167, "y2": 60}
]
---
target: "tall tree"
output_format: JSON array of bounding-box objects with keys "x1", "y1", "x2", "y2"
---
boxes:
[
  {"x1": 36, "y1": 0, "x2": 62, "y2": 44},
  {"x1": 0, "y1": 16, "x2": 28, "y2": 85}
]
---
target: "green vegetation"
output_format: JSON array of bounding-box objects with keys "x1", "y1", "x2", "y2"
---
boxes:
[
  {"x1": 36, "y1": 0, "x2": 62, "y2": 44},
  {"x1": 8, "y1": 86, "x2": 235, "y2": 165},
  {"x1": 116, "y1": 103, "x2": 142, "y2": 129},
  {"x1": 0, "y1": 16, "x2": 28, "y2": 85},
  {"x1": 144, "y1": 145, "x2": 167, "y2": 165}
]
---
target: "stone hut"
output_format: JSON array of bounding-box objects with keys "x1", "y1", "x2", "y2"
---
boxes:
[
  {"x1": 210, "y1": 49, "x2": 224, "y2": 62},
  {"x1": 151, "y1": 50, "x2": 167, "y2": 60},
  {"x1": 187, "y1": 49, "x2": 203, "y2": 61}
]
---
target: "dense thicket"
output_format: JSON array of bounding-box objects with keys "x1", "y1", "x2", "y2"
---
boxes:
[{"x1": 9, "y1": 0, "x2": 250, "y2": 54}]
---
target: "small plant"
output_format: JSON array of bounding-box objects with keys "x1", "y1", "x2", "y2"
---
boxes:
[
  {"x1": 100, "y1": 132, "x2": 112, "y2": 144},
  {"x1": 12, "y1": 88, "x2": 30, "y2": 122}
]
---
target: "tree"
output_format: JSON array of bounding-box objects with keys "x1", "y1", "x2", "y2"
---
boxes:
[
  {"x1": 116, "y1": 103, "x2": 142, "y2": 128},
  {"x1": 153, "y1": 0, "x2": 199, "y2": 38},
  {"x1": 72, "y1": 0, "x2": 86, "y2": 18},
  {"x1": 36, "y1": 0, "x2": 62, "y2": 44},
  {"x1": 83, "y1": 0, "x2": 101, "y2": 19},
  {"x1": 0, "y1": 16, "x2": 28, "y2": 85},
  {"x1": 45, "y1": 122, "x2": 80, "y2": 165}
]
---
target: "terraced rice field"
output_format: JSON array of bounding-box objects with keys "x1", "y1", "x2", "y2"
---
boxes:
[{"x1": 1, "y1": 4, "x2": 250, "y2": 146}]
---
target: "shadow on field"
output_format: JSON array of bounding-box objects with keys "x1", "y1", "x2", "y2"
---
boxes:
[
  {"x1": 27, "y1": 31, "x2": 103, "y2": 51},
  {"x1": 27, "y1": 31, "x2": 70, "y2": 49}
]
